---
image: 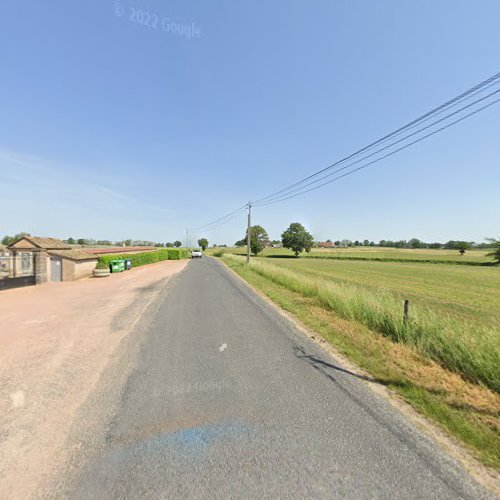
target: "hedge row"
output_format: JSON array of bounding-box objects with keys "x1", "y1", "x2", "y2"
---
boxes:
[{"x1": 96, "y1": 248, "x2": 188, "y2": 269}]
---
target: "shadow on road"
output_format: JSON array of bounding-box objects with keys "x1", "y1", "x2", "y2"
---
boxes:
[{"x1": 293, "y1": 346, "x2": 411, "y2": 390}]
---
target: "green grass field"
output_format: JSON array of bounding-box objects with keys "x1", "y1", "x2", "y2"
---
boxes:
[
  {"x1": 223, "y1": 246, "x2": 492, "y2": 264},
  {"x1": 265, "y1": 258, "x2": 500, "y2": 328},
  {"x1": 218, "y1": 251, "x2": 500, "y2": 468}
]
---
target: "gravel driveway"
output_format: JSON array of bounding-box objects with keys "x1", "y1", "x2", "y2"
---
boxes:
[{"x1": 0, "y1": 260, "x2": 188, "y2": 499}]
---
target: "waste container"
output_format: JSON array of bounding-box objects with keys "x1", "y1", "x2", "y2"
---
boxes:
[
  {"x1": 110, "y1": 259, "x2": 125, "y2": 273},
  {"x1": 124, "y1": 259, "x2": 132, "y2": 270}
]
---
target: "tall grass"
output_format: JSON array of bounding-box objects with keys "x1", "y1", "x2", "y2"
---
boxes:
[{"x1": 224, "y1": 254, "x2": 500, "y2": 392}]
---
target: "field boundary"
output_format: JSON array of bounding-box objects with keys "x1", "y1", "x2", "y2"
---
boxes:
[{"x1": 266, "y1": 254, "x2": 495, "y2": 266}]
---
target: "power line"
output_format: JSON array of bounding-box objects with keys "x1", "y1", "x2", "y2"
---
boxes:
[
  {"x1": 254, "y1": 96, "x2": 500, "y2": 207},
  {"x1": 186, "y1": 203, "x2": 248, "y2": 232},
  {"x1": 253, "y1": 71, "x2": 500, "y2": 206},
  {"x1": 186, "y1": 70, "x2": 500, "y2": 234},
  {"x1": 188, "y1": 209, "x2": 245, "y2": 235},
  {"x1": 253, "y1": 86, "x2": 500, "y2": 206}
]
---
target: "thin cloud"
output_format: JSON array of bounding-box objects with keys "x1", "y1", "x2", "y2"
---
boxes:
[{"x1": 0, "y1": 148, "x2": 174, "y2": 216}]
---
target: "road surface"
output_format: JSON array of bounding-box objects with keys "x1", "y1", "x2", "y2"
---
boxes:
[{"x1": 52, "y1": 257, "x2": 490, "y2": 499}]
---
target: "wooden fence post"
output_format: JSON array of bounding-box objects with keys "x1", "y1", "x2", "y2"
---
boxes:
[{"x1": 403, "y1": 299, "x2": 410, "y2": 326}]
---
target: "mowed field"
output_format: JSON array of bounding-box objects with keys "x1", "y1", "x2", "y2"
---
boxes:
[
  {"x1": 267, "y1": 258, "x2": 500, "y2": 327},
  {"x1": 216, "y1": 248, "x2": 500, "y2": 469},
  {"x1": 227, "y1": 246, "x2": 492, "y2": 263}
]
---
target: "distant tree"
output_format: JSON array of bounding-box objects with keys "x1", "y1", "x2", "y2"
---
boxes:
[
  {"x1": 66, "y1": 237, "x2": 76, "y2": 245},
  {"x1": 271, "y1": 240, "x2": 281, "y2": 245},
  {"x1": 245, "y1": 225, "x2": 269, "y2": 255},
  {"x1": 354, "y1": 240, "x2": 360, "y2": 246},
  {"x1": 409, "y1": 238, "x2": 422, "y2": 249},
  {"x1": 165, "y1": 242, "x2": 174, "y2": 247},
  {"x1": 457, "y1": 241, "x2": 469, "y2": 256},
  {"x1": 123, "y1": 239, "x2": 132, "y2": 247},
  {"x1": 174, "y1": 240, "x2": 182, "y2": 248},
  {"x1": 96, "y1": 240, "x2": 112, "y2": 245},
  {"x1": 235, "y1": 239, "x2": 246, "y2": 247},
  {"x1": 198, "y1": 238, "x2": 209, "y2": 251},
  {"x1": 326, "y1": 239, "x2": 332, "y2": 243},
  {"x1": 1, "y1": 232, "x2": 31, "y2": 246},
  {"x1": 363, "y1": 239, "x2": 369, "y2": 246},
  {"x1": 485, "y1": 238, "x2": 500, "y2": 265},
  {"x1": 380, "y1": 240, "x2": 395, "y2": 247},
  {"x1": 334, "y1": 240, "x2": 340, "y2": 246},
  {"x1": 155, "y1": 243, "x2": 164, "y2": 247},
  {"x1": 369, "y1": 241, "x2": 375, "y2": 246},
  {"x1": 428, "y1": 242, "x2": 442, "y2": 249},
  {"x1": 77, "y1": 238, "x2": 85, "y2": 245},
  {"x1": 281, "y1": 222, "x2": 314, "y2": 257},
  {"x1": 444, "y1": 240, "x2": 459, "y2": 250}
]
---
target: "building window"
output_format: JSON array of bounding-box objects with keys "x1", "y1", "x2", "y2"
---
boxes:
[{"x1": 21, "y1": 253, "x2": 31, "y2": 271}]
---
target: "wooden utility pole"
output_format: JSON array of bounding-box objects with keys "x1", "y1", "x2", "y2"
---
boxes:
[{"x1": 246, "y1": 202, "x2": 251, "y2": 264}]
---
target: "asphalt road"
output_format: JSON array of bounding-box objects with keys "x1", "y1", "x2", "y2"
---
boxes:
[{"x1": 56, "y1": 257, "x2": 490, "y2": 499}]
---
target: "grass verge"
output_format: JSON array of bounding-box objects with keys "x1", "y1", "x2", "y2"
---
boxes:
[{"x1": 221, "y1": 254, "x2": 500, "y2": 469}]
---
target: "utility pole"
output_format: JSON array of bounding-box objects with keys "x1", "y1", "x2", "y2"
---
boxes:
[
  {"x1": 185, "y1": 229, "x2": 189, "y2": 250},
  {"x1": 246, "y1": 202, "x2": 251, "y2": 264}
]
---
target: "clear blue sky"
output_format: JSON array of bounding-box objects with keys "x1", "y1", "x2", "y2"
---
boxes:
[{"x1": 1, "y1": 0, "x2": 499, "y2": 245}]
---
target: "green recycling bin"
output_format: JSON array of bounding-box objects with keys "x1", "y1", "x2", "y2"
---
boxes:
[{"x1": 110, "y1": 259, "x2": 125, "y2": 273}]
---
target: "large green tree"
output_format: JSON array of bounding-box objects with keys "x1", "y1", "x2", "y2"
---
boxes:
[
  {"x1": 174, "y1": 240, "x2": 182, "y2": 248},
  {"x1": 281, "y1": 222, "x2": 314, "y2": 257},
  {"x1": 486, "y1": 238, "x2": 500, "y2": 265},
  {"x1": 198, "y1": 238, "x2": 209, "y2": 251},
  {"x1": 245, "y1": 225, "x2": 269, "y2": 255}
]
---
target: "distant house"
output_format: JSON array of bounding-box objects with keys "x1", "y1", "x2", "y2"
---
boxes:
[{"x1": 318, "y1": 241, "x2": 335, "y2": 248}]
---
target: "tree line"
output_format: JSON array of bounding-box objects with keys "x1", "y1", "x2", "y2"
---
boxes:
[
  {"x1": 0, "y1": 233, "x2": 183, "y2": 248},
  {"x1": 317, "y1": 238, "x2": 493, "y2": 250}
]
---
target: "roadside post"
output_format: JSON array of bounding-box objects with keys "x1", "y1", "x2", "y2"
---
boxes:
[{"x1": 403, "y1": 299, "x2": 410, "y2": 326}]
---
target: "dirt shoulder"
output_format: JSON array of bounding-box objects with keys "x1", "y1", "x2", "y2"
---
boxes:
[{"x1": 0, "y1": 260, "x2": 189, "y2": 499}]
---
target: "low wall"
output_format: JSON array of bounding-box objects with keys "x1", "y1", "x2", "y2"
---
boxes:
[{"x1": 73, "y1": 260, "x2": 98, "y2": 280}]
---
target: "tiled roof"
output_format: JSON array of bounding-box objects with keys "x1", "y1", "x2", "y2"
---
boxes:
[
  {"x1": 48, "y1": 250, "x2": 98, "y2": 261},
  {"x1": 84, "y1": 246, "x2": 156, "y2": 255},
  {"x1": 10, "y1": 236, "x2": 71, "y2": 249}
]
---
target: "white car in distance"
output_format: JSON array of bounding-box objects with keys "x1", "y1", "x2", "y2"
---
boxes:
[{"x1": 191, "y1": 248, "x2": 202, "y2": 259}]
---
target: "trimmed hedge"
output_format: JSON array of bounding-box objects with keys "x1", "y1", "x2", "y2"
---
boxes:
[{"x1": 96, "y1": 248, "x2": 188, "y2": 269}]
